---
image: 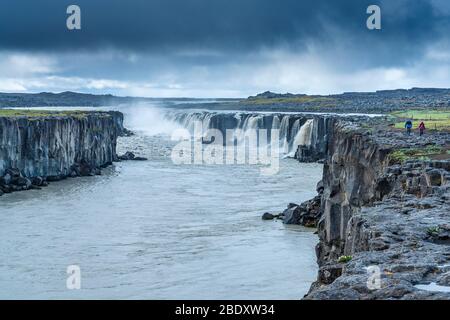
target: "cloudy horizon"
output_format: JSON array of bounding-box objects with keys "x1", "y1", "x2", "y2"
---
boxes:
[{"x1": 0, "y1": 0, "x2": 449, "y2": 98}]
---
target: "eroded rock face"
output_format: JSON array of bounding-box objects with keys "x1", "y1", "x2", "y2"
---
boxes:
[
  {"x1": 316, "y1": 122, "x2": 392, "y2": 264},
  {"x1": 0, "y1": 111, "x2": 124, "y2": 195},
  {"x1": 305, "y1": 121, "x2": 450, "y2": 300}
]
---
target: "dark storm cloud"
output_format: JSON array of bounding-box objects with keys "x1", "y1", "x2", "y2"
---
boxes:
[
  {"x1": 0, "y1": 0, "x2": 447, "y2": 57},
  {"x1": 1, "y1": 0, "x2": 449, "y2": 97}
]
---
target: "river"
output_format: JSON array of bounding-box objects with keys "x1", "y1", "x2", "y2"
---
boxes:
[{"x1": 0, "y1": 104, "x2": 322, "y2": 299}]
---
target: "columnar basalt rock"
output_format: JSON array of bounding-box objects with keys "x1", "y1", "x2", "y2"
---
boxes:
[
  {"x1": 305, "y1": 121, "x2": 450, "y2": 300},
  {"x1": 316, "y1": 122, "x2": 392, "y2": 264},
  {"x1": 0, "y1": 111, "x2": 124, "y2": 196}
]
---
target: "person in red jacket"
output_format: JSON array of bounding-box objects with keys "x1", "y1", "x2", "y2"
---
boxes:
[{"x1": 418, "y1": 121, "x2": 426, "y2": 136}]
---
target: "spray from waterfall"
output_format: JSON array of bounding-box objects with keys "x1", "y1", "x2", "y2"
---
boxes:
[{"x1": 287, "y1": 119, "x2": 314, "y2": 157}]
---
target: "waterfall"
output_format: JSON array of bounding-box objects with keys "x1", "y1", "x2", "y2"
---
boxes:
[
  {"x1": 165, "y1": 110, "x2": 315, "y2": 157},
  {"x1": 272, "y1": 115, "x2": 280, "y2": 130},
  {"x1": 287, "y1": 119, "x2": 314, "y2": 157},
  {"x1": 279, "y1": 115, "x2": 290, "y2": 153}
]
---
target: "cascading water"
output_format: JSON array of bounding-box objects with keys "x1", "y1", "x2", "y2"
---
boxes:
[
  {"x1": 287, "y1": 119, "x2": 314, "y2": 157},
  {"x1": 165, "y1": 111, "x2": 315, "y2": 157},
  {"x1": 279, "y1": 116, "x2": 290, "y2": 154}
]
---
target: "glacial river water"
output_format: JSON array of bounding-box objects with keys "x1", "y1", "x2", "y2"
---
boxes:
[{"x1": 0, "y1": 106, "x2": 322, "y2": 299}]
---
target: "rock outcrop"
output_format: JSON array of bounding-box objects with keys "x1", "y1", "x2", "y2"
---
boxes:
[
  {"x1": 304, "y1": 121, "x2": 450, "y2": 300},
  {"x1": 0, "y1": 111, "x2": 124, "y2": 196}
]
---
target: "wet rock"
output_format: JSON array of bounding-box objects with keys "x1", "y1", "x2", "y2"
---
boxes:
[
  {"x1": 118, "y1": 151, "x2": 148, "y2": 161},
  {"x1": 5, "y1": 168, "x2": 21, "y2": 179},
  {"x1": 282, "y1": 205, "x2": 302, "y2": 224},
  {"x1": 287, "y1": 202, "x2": 299, "y2": 209},
  {"x1": 427, "y1": 169, "x2": 443, "y2": 186},
  {"x1": 14, "y1": 176, "x2": 32, "y2": 189},
  {"x1": 120, "y1": 128, "x2": 135, "y2": 137},
  {"x1": 0, "y1": 173, "x2": 12, "y2": 185},
  {"x1": 261, "y1": 212, "x2": 276, "y2": 220},
  {"x1": 281, "y1": 195, "x2": 322, "y2": 226},
  {"x1": 316, "y1": 180, "x2": 324, "y2": 194},
  {"x1": 31, "y1": 176, "x2": 45, "y2": 187}
]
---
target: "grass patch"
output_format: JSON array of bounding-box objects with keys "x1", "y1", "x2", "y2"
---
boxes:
[
  {"x1": 390, "y1": 109, "x2": 450, "y2": 131},
  {"x1": 389, "y1": 145, "x2": 445, "y2": 164},
  {"x1": 0, "y1": 109, "x2": 95, "y2": 119},
  {"x1": 337, "y1": 255, "x2": 352, "y2": 263}
]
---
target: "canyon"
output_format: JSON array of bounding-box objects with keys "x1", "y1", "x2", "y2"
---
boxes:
[
  {"x1": 0, "y1": 111, "x2": 124, "y2": 196},
  {"x1": 1, "y1": 107, "x2": 449, "y2": 300}
]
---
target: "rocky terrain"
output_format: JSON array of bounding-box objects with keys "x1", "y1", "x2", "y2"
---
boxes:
[
  {"x1": 0, "y1": 111, "x2": 142, "y2": 197},
  {"x1": 240, "y1": 88, "x2": 450, "y2": 113},
  {"x1": 299, "y1": 120, "x2": 450, "y2": 299},
  {"x1": 1, "y1": 88, "x2": 449, "y2": 114}
]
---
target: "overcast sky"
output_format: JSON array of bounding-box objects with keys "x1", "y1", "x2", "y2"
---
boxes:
[{"x1": 0, "y1": 0, "x2": 449, "y2": 97}]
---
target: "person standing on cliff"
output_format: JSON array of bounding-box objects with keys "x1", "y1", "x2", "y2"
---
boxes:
[
  {"x1": 405, "y1": 120, "x2": 413, "y2": 135},
  {"x1": 418, "y1": 121, "x2": 426, "y2": 136}
]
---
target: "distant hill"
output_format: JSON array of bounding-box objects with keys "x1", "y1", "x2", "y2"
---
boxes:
[
  {"x1": 239, "y1": 88, "x2": 450, "y2": 113},
  {"x1": 1, "y1": 88, "x2": 449, "y2": 113},
  {"x1": 0, "y1": 91, "x2": 223, "y2": 108},
  {"x1": 0, "y1": 91, "x2": 145, "y2": 108}
]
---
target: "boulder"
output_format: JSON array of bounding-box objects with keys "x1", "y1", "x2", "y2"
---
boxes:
[
  {"x1": 427, "y1": 169, "x2": 443, "y2": 186},
  {"x1": 118, "y1": 151, "x2": 148, "y2": 161},
  {"x1": 119, "y1": 151, "x2": 135, "y2": 160},
  {"x1": 316, "y1": 180, "x2": 324, "y2": 194},
  {"x1": 261, "y1": 212, "x2": 275, "y2": 220},
  {"x1": 5, "y1": 168, "x2": 21, "y2": 179},
  {"x1": 31, "y1": 176, "x2": 45, "y2": 186},
  {"x1": 14, "y1": 176, "x2": 32, "y2": 189},
  {"x1": 0, "y1": 173, "x2": 12, "y2": 186},
  {"x1": 282, "y1": 205, "x2": 302, "y2": 224}
]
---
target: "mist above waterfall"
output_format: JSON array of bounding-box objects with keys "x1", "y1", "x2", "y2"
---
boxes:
[{"x1": 123, "y1": 104, "x2": 181, "y2": 136}]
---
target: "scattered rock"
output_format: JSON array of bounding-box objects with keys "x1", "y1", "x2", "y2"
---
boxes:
[
  {"x1": 261, "y1": 212, "x2": 276, "y2": 220},
  {"x1": 118, "y1": 151, "x2": 148, "y2": 161}
]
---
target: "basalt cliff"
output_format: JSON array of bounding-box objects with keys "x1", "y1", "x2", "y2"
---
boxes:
[
  {"x1": 0, "y1": 111, "x2": 124, "y2": 196},
  {"x1": 304, "y1": 121, "x2": 450, "y2": 299}
]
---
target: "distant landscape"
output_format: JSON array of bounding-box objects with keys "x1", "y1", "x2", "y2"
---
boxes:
[{"x1": 1, "y1": 88, "x2": 450, "y2": 114}]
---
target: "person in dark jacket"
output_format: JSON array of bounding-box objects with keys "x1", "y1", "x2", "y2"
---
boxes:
[
  {"x1": 405, "y1": 120, "x2": 413, "y2": 135},
  {"x1": 419, "y1": 121, "x2": 426, "y2": 136}
]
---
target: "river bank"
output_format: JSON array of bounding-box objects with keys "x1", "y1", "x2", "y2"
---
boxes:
[
  {"x1": 298, "y1": 120, "x2": 450, "y2": 299},
  {"x1": 0, "y1": 111, "x2": 146, "y2": 197}
]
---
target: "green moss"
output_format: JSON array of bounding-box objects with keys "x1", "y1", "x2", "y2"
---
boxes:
[
  {"x1": 389, "y1": 146, "x2": 445, "y2": 164},
  {"x1": 426, "y1": 226, "x2": 441, "y2": 237},
  {"x1": 337, "y1": 255, "x2": 352, "y2": 263}
]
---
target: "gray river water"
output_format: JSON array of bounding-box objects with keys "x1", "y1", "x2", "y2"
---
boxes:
[{"x1": 0, "y1": 106, "x2": 322, "y2": 299}]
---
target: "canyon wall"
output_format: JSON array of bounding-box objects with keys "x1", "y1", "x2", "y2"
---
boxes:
[
  {"x1": 316, "y1": 122, "x2": 392, "y2": 264},
  {"x1": 305, "y1": 121, "x2": 450, "y2": 299},
  {"x1": 0, "y1": 111, "x2": 124, "y2": 180}
]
